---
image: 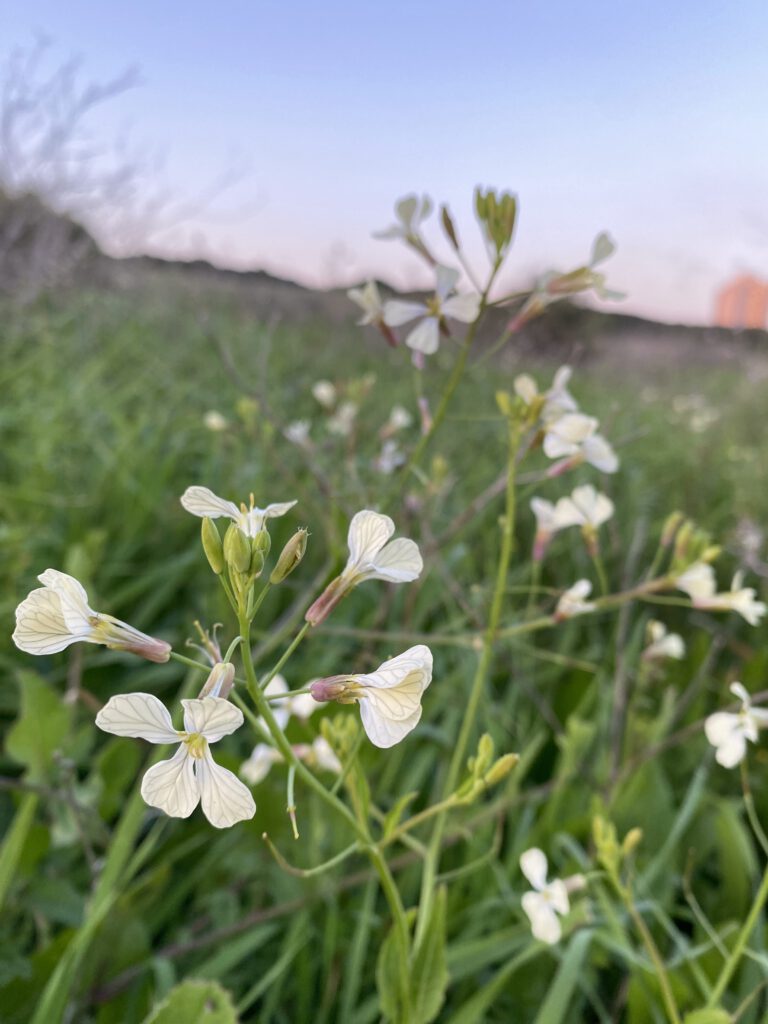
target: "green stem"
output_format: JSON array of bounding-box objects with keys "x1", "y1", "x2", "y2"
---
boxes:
[
  {"x1": 623, "y1": 893, "x2": 682, "y2": 1024},
  {"x1": 707, "y1": 857, "x2": 768, "y2": 1007},
  {"x1": 414, "y1": 414, "x2": 521, "y2": 949}
]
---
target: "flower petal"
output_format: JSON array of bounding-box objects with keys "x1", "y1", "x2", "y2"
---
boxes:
[
  {"x1": 240, "y1": 744, "x2": 282, "y2": 785},
  {"x1": 96, "y1": 692, "x2": 179, "y2": 743},
  {"x1": 547, "y1": 879, "x2": 570, "y2": 916},
  {"x1": 141, "y1": 746, "x2": 199, "y2": 818},
  {"x1": 435, "y1": 264, "x2": 460, "y2": 298},
  {"x1": 368, "y1": 538, "x2": 423, "y2": 583},
  {"x1": 522, "y1": 892, "x2": 562, "y2": 944},
  {"x1": 705, "y1": 712, "x2": 747, "y2": 767},
  {"x1": 520, "y1": 847, "x2": 549, "y2": 890},
  {"x1": 442, "y1": 293, "x2": 481, "y2": 323},
  {"x1": 582, "y1": 434, "x2": 619, "y2": 474},
  {"x1": 182, "y1": 697, "x2": 244, "y2": 742},
  {"x1": 404, "y1": 318, "x2": 440, "y2": 355},
  {"x1": 197, "y1": 749, "x2": 256, "y2": 827},
  {"x1": 13, "y1": 587, "x2": 84, "y2": 655},
  {"x1": 346, "y1": 510, "x2": 394, "y2": 570},
  {"x1": 359, "y1": 701, "x2": 423, "y2": 748},
  {"x1": 261, "y1": 500, "x2": 298, "y2": 520},
  {"x1": 676, "y1": 563, "x2": 716, "y2": 601},
  {"x1": 263, "y1": 675, "x2": 291, "y2": 730},
  {"x1": 180, "y1": 486, "x2": 240, "y2": 522},
  {"x1": 38, "y1": 569, "x2": 94, "y2": 634},
  {"x1": 382, "y1": 300, "x2": 426, "y2": 327}
]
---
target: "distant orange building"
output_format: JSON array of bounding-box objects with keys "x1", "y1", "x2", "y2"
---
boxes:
[{"x1": 714, "y1": 274, "x2": 768, "y2": 329}]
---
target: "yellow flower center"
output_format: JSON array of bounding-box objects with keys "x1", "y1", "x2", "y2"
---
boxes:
[{"x1": 184, "y1": 733, "x2": 208, "y2": 758}]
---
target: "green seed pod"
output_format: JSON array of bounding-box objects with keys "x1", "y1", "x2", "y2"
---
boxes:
[
  {"x1": 270, "y1": 528, "x2": 308, "y2": 583},
  {"x1": 223, "y1": 523, "x2": 251, "y2": 574}
]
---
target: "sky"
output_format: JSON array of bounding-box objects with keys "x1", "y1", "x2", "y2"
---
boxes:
[{"x1": 3, "y1": 0, "x2": 768, "y2": 324}]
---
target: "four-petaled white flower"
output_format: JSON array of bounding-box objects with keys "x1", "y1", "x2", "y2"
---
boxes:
[
  {"x1": 676, "y1": 564, "x2": 767, "y2": 626},
  {"x1": 555, "y1": 580, "x2": 596, "y2": 620},
  {"x1": 327, "y1": 400, "x2": 358, "y2": 437},
  {"x1": 96, "y1": 693, "x2": 256, "y2": 828},
  {"x1": 374, "y1": 440, "x2": 406, "y2": 475},
  {"x1": 348, "y1": 281, "x2": 385, "y2": 325},
  {"x1": 544, "y1": 413, "x2": 618, "y2": 475},
  {"x1": 374, "y1": 194, "x2": 433, "y2": 244},
  {"x1": 13, "y1": 569, "x2": 170, "y2": 663},
  {"x1": 514, "y1": 365, "x2": 578, "y2": 423},
  {"x1": 310, "y1": 645, "x2": 433, "y2": 748},
  {"x1": 520, "y1": 848, "x2": 571, "y2": 945},
  {"x1": 180, "y1": 486, "x2": 297, "y2": 538},
  {"x1": 530, "y1": 496, "x2": 575, "y2": 561},
  {"x1": 705, "y1": 682, "x2": 768, "y2": 768},
  {"x1": 240, "y1": 736, "x2": 341, "y2": 786},
  {"x1": 555, "y1": 485, "x2": 615, "y2": 530},
  {"x1": 264, "y1": 674, "x2": 317, "y2": 730},
  {"x1": 643, "y1": 621, "x2": 685, "y2": 661},
  {"x1": 306, "y1": 510, "x2": 423, "y2": 625},
  {"x1": 312, "y1": 380, "x2": 337, "y2": 408},
  {"x1": 382, "y1": 266, "x2": 481, "y2": 355}
]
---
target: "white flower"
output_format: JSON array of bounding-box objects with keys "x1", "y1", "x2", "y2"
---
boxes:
[
  {"x1": 543, "y1": 413, "x2": 618, "y2": 474},
  {"x1": 13, "y1": 569, "x2": 170, "y2": 662},
  {"x1": 520, "y1": 848, "x2": 571, "y2": 945},
  {"x1": 312, "y1": 380, "x2": 337, "y2": 408},
  {"x1": 643, "y1": 621, "x2": 685, "y2": 661},
  {"x1": 374, "y1": 194, "x2": 433, "y2": 243},
  {"x1": 382, "y1": 265, "x2": 481, "y2": 355},
  {"x1": 514, "y1": 366, "x2": 578, "y2": 423},
  {"x1": 556, "y1": 580, "x2": 596, "y2": 619},
  {"x1": 240, "y1": 736, "x2": 341, "y2": 786},
  {"x1": 96, "y1": 693, "x2": 256, "y2": 827},
  {"x1": 263, "y1": 674, "x2": 316, "y2": 730},
  {"x1": 203, "y1": 410, "x2": 228, "y2": 432},
  {"x1": 705, "y1": 682, "x2": 768, "y2": 768},
  {"x1": 676, "y1": 564, "x2": 767, "y2": 626},
  {"x1": 381, "y1": 405, "x2": 413, "y2": 437},
  {"x1": 555, "y1": 485, "x2": 615, "y2": 529},
  {"x1": 300, "y1": 736, "x2": 342, "y2": 774},
  {"x1": 328, "y1": 400, "x2": 358, "y2": 437},
  {"x1": 348, "y1": 281, "x2": 385, "y2": 325},
  {"x1": 306, "y1": 510, "x2": 422, "y2": 625},
  {"x1": 284, "y1": 420, "x2": 311, "y2": 448},
  {"x1": 240, "y1": 743, "x2": 282, "y2": 786},
  {"x1": 374, "y1": 440, "x2": 406, "y2": 475},
  {"x1": 180, "y1": 486, "x2": 297, "y2": 538},
  {"x1": 530, "y1": 496, "x2": 576, "y2": 561},
  {"x1": 310, "y1": 645, "x2": 433, "y2": 748}
]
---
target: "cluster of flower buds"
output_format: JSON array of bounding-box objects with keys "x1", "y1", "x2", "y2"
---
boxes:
[
  {"x1": 453, "y1": 733, "x2": 519, "y2": 804},
  {"x1": 474, "y1": 186, "x2": 518, "y2": 260}
]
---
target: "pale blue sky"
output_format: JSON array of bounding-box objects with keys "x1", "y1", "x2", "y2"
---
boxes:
[{"x1": 3, "y1": 0, "x2": 768, "y2": 322}]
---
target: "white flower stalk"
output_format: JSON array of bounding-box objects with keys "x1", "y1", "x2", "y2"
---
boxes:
[
  {"x1": 520, "y1": 848, "x2": 571, "y2": 945},
  {"x1": 180, "y1": 486, "x2": 297, "y2": 538},
  {"x1": 240, "y1": 736, "x2": 341, "y2": 786},
  {"x1": 382, "y1": 265, "x2": 480, "y2": 355},
  {"x1": 543, "y1": 413, "x2": 618, "y2": 475},
  {"x1": 311, "y1": 380, "x2": 337, "y2": 408},
  {"x1": 310, "y1": 645, "x2": 433, "y2": 748},
  {"x1": 96, "y1": 694, "x2": 256, "y2": 827},
  {"x1": 306, "y1": 510, "x2": 422, "y2": 626},
  {"x1": 705, "y1": 682, "x2": 768, "y2": 768},
  {"x1": 203, "y1": 410, "x2": 228, "y2": 432},
  {"x1": 642, "y1": 621, "x2": 685, "y2": 662},
  {"x1": 263, "y1": 674, "x2": 316, "y2": 730},
  {"x1": 13, "y1": 569, "x2": 170, "y2": 663},
  {"x1": 555, "y1": 580, "x2": 596, "y2": 620},
  {"x1": 327, "y1": 400, "x2": 358, "y2": 437},
  {"x1": 676, "y1": 564, "x2": 767, "y2": 626},
  {"x1": 530, "y1": 497, "x2": 574, "y2": 562}
]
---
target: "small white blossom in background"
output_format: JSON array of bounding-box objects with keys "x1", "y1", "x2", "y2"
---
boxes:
[
  {"x1": 283, "y1": 420, "x2": 312, "y2": 449},
  {"x1": 642, "y1": 621, "x2": 685, "y2": 662},
  {"x1": 705, "y1": 682, "x2": 768, "y2": 768},
  {"x1": 374, "y1": 194, "x2": 433, "y2": 253},
  {"x1": 555, "y1": 580, "x2": 596, "y2": 620},
  {"x1": 374, "y1": 440, "x2": 406, "y2": 475},
  {"x1": 239, "y1": 743, "x2": 281, "y2": 786},
  {"x1": 543, "y1": 413, "x2": 618, "y2": 475},
  {"x1": 348, "y1": 281, "x2": 385, "y2": 325},
  {"x1": 530, "y1": 496, "x2": 576, "y2": 561},
  {"x1": 203, "y1": 410, "x2": 228, "y2": 432},
  {"x1": 306, "y1": 510, "x2": 422, "y2": 625},
  {"x1": 240, "y1": 736, "x2": 341, "y2": 787},
  {"x1": 520, "y1": 848, "x2": 585, "y2": 945},
  {"x1": 327, "y1": 401, "x2": 358, "y2": 437},
  {"x1": 383, "y1": 265, "x2": 480, "y2": 356},
  {"x1": 514, "y1": 365, "x2": 578, "y2": 424},
  {"x1": 312, "y1": 380, "x2": 337, "y2": 408},
  {"x1": 310, "y1": 645, "x2": 433, "y2": 748},
  {"x1": 555, "y1": 485, "x2": 615, "y2": 530},
  {"x1": 180, "y1": 487, "x2": 297, "y2": 538},
  {"x1": 675, "y1": 563, "x2": 767, "y2": 626},
  {"x1": 96, "y1": 693, "x2": 256, "y2": 828},
  {"x1": 380, "y1": 405, "x2": 413, "y2": 439},
  {"x1": 13, "y1": 569, "x2": 170, "y2": 663},
  {"x1": 263, "y1": 674, "x2": 317, "y2": 730}
]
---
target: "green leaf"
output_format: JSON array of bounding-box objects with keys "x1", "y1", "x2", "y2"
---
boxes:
[
  {"x1": 382, "y1": 791, "x2": 419, "y2": 839},
  {"x1": 376, "y1": 921, "x2": 404, "y2": 1023},
  {"x1": 142, "y1": 979, "x2": 238, "y2": 1024},
  {"x1": 0, "y1": 792, "x2": 38, "y2": 912},
  {"x1": 682, "y1": 1012, "x2": 731, "y2": 1024},
  {"x1": 6, "y1": 672, "x2": 72, "y2": 783},
  {"x1": 532, "y1": 930, "x2": 591, "y2": 1024},
  {"x1": 411, "y1": 886, "x2": 449, "y2": 1024}
]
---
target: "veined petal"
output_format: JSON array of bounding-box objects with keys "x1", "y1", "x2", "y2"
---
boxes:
[
  {"x1": 141, "y1": 746, "x2": 199, "y2": 818},
  {"x1": 96, "y1": 692, "x2": 179, "y2": 743},
  {"x1": 182, "y1": 697, "x2": 244, "y2": 743},
  {"x1": 359, "y1": 645, "x2": 432, "y2": 704},
  {"x1": 382, "y1": 300, "x2": 427, "y2": 327},
  {"x1": 359, "y1": 701, "x2": 422, "y2": 748},
  {"x1": 180, "y1": 486, "x2": 240, "y2": 522},
  {"x1": 520, "y1": 847, "x2": 549, "y2": 891},
  {"x1": 13, "y1": 587, "x2": 85, "y2": 655},
  {"x1": 287, "y1": 692, "x2": 317, "y2": 721},
  {"x1": 435, "y1": 264, "x2": 460, "y2": 299},
  {"x1": 521, "y1": 892, "x2": 562, "y2": 944},
  {"x1": 346, "y1": 510, "x2": 394, "y2": 569},
  {"x1": 404, "y1": 317, "x2": 440, "y2": 355},
  {"x1": 197, "y1": 749, "x2": 256, "y2": 827},
  {"x1": 367, "y1": 537, "x2": 423, "y2": 582},
  {"x1": 38, "y1": 569, "x2": 94, "y2": 634},
  {"x1": 442, "y1": 293, "x2": 481, "y2": 323},
  {"x1": 261, "y1": 500, "x2": 298, "y2": 520}
]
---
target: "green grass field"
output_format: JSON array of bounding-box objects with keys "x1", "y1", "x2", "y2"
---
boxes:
[{"x1": 2, "y1": 284, "x2": 768, "y2": 1023}]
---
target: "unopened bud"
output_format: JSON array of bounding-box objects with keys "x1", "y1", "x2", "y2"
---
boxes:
[
  {"x1": 484, "y1": 752, "x2": 519, "y2": 786},
  {"x1": 305, "y1": 576, "x2": 349, "y2": 626},
  {"x1": 198, "y1": 662, "x2": 235, "y2": 699},
  {"x1": 621, "y1": 827, "x2": 643, "y2": 857},
  {"x1": 310, "y1": 676, "x2": 356, "y2": 704},
  {"x1": 249, "y1": 549, "x2": 265, "y2": 576},
  {"x1": 253, "y1": 529, "x2": 271, "y2": 556},
  {"x1": 495, "y1": 390, "x2": 514, "y2": 417},
  {"x1": 701, "y1": 544, "x2": 721, "y2": 563},
  {"x1": 660, "y1": 511, "x2": 685, "y2": 548},
  {"x1": 201, "y1": 518, "x2": 224, "y2": 574},
  {"x1": 223, "y1": 523, "x2": 251, "y2": 574},
  {"x1": 440, "y1": 204, "x2": 460, "y2": 250},
  {"x1": 673, "y1": 521, "x2": 694, "y2": 562},
  {"x1": 271, "y1": 528, "x2": 308, "y2": 584},
  {"x1": 471, "y1": 733, "x2": 495, "y2": 777}
]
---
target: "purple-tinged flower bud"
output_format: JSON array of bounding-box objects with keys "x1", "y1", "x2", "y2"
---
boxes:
[
  {"x1": 309, "y1": 676, "x2": 355, "y2": 703},
  {"x1": 305, "y1": 577, "x2": 348, "y2": 626},
  {"x1": 198, "y1": 662, "x2": 235, "y2": 699}
]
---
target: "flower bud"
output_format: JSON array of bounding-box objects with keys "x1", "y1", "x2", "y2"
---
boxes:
[
  {"x1": 305, "y1": 576, "x2": 348, "y2": 626},
  {"x1": 198, "y1": 661, "x2": 235, "y2": 699},
  {"x1": 621, "y1": 827, "x2": 643, "y2": 857},
  {"x1": 223, "y1": 523, "x2": 251, "y2": 574},
  {"x1": 484, "y1": 752, "x2": 519, "y2": 786},
  {"x1": 310, "y1": 676, "x2": 357, "y2": 704},
  {"x1": 201, "y1": 518, "x2": 225, "y2": 574},
  {"x1": 253, "y1": 529, "x2": 272, "y2": 556},
  {"x1": 660, "y1": 510, "x2": 685, "y2": 548},
  {"x1": 271, "y1": 528, "x2": 308, "y2": 583},
  {"x1": 440, "y1": 204, "x2": 460, "y2": 250},
  {"x1": 249, "y1": 549, "x2": 265, "y2": 577}
]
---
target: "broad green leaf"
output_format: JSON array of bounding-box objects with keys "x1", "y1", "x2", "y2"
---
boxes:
[
  {"x1": 376, "y1": 920, "x2": 404, "y2": 1023},
  {"x1": 0, "y1": 792, "x2": 38, "y2": 912},
  {"x1": 6, "y1": 672, "x2": 72, "y2": 782},
  {"x1": 411, "y1": 886, "x2": 449, "y2": 1024},
  {"x1": 142, "y1": 979, "x2": 238, "y2": 1024}
]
